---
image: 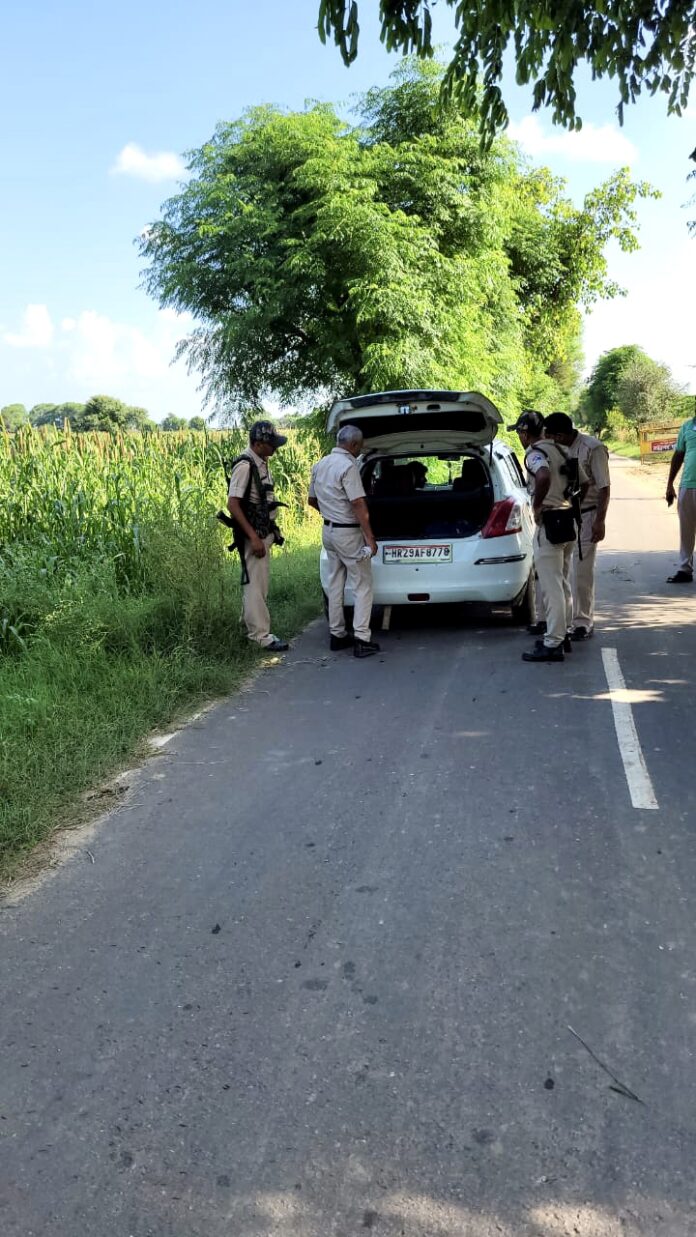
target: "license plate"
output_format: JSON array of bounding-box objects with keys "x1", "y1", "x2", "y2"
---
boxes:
[{"x1": 383, "y1": 544, "x2": 452, "y2": 563}]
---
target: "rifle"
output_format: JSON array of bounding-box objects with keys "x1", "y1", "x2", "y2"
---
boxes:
[
  {"x1": 560, "y1": 456, "x2": 584, "y2": 561},
  {"x1": 216, "y1": 456, "x2": 286, "y2": 584}
]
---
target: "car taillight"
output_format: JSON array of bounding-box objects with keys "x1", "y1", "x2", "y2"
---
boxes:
[{"x1": 481, "y1": 498, "x2": 522, "y2": 538}]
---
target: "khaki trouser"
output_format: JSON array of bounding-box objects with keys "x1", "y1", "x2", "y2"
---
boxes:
[
  {"x1": 529, "y1": 572, "x2": 545, "y2": 624},
  {"x1": 533, "y1": 524, "x2": 574, "y2": 649},
  {"x1": 322, "y1": 525, "x2": 373, "y2": 643},
  {"x1": 242, "y1": 534, "x2": 276, "y2": 647},
  {"x1": 678, "y1": 487, "x2": 696, "y2": 574},
  {"x1": 572, "y1": 510, "x2": 598, "y2": 630}
]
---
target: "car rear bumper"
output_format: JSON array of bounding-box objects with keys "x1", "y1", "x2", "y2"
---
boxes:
[{"x1": 319, "y1": 542, "x2": 532, "y2": 607}]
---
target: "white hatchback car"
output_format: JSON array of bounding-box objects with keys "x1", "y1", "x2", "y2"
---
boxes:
[{"x1": 320, "y1": 389, "x2": 536, "y2": 621}]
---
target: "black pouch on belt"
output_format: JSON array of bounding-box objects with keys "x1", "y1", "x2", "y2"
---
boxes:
[{"x1": 541, "y1": 508, "x2": 576, "y2": 544}]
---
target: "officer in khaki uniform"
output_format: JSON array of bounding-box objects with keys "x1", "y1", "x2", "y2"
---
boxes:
[
  {"x1": 227, "y1": 421, "x2": 289, "y2": 652},
  {"x1": 308, "y1": 424, "x2": 381, "y2": 659},
  {"x1": 544, "y1": 412, "x2": 610, "y2": 640},
  {"x1": 509, "y1": 412, "x2": 588, "y2": 663}
]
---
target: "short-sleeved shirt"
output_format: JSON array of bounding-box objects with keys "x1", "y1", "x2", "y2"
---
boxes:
[
  {"x1": 566, "y1": 431, "x2": 610, "y2": 509},
  {"x1": 676, "y1": 418, "x2": 696, "y2": 489},
  {"x1": 525, "y1": 440, "x2": 588, "y2": 510},
  {"x1": 228, "y1": 447, "x2": 274, "y2": 506},
  {"x1": 309, "y1": 447, "x2": 366, "y2": 524}
]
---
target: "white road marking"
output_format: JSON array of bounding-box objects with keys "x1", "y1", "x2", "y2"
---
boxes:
[{"x1": 601, "y1": 648, "x2": 658, "y2": 811}]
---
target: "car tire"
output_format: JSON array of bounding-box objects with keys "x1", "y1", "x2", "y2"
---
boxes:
[{"x1": 511, "y1": 574, "x2": 534, "y2": 625}]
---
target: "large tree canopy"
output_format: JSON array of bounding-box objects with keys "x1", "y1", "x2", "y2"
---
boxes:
[
  {"x1": 318, "y1": 0, "x2": 696, "y2": 140},
  {"x1": 140, "y1": 61, "x2": 654, "y2": 417},
  {"x1": 616, "y1": 353, "x2": 685, "y2": 427},
  {"x1": 580, "y1": 344, "x2": 648, "y2": 433},
  {"x1": 0, "y1": 404, "x2": 29, "y2": 431},
  {"x1": 578, "y1": 343, "x2": 687, "y2": 433}
]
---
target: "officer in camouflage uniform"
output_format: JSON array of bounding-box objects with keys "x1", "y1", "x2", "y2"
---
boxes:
[{"x1": 226, "y1": 421, "x2": 289, "y2": 652}]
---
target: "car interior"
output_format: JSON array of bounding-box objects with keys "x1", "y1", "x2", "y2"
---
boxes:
[{"x1": 363, "y1": 453, "x2": 494, "y2": 540}]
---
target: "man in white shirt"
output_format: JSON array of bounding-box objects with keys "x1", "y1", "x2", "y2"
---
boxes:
[{"x1": 308, "y1": 425, "x2": 380, "y2": 659}]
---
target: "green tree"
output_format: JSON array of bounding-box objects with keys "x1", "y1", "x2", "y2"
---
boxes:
[
  {"x1": 78, "y1": 395, "x2": 130, "y2": 432},
  {"x1": 318, "y1": 0, "x2": 696, "y2": 140},
  {"x1": 124, "y1": 405, "x2": 156, "y2": 431},
  {"x1": 580, "y1": 345, "x2": 649, "y2": 433},
  {"x1": 55, "y1": 402, "x2": 87, "y2": 428},
  {"x1": 140, "y1": 61, "x2": 653, "y2": 417},
  {"x1": 160, "y1": 413, "x2": 188, "y2": 431},
  {"x1": 0, "y1": 404, "x2": 29, "y2": 431},
  {"x1": 188, "y1": 416, "x2": 207, "y2": 431},
  {"x1": 29, "y1": 403, "x2": 60, "y2": 427},
  {"x1": 616, "y1": 355, "x2": 685, "y2": 429}
]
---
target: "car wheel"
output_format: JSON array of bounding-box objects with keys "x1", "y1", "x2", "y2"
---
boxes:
[{"x1": 511, "y1": 574, "x2": 534, "y2": 625}]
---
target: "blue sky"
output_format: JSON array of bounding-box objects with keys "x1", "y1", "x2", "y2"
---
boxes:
[{"x1": 1, "y1": 0, "x2": 694, "y2": 420}]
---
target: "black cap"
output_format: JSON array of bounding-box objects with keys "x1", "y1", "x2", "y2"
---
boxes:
[
  {"x1": 249, "y1": 419, "x2": 287, "y2": 448},
  {"x1": 543, "y1": 412, "x2": 574, "y2": 435},
  {"x1": 507, "y1": 410, "x2": 545, "y2": 435}
]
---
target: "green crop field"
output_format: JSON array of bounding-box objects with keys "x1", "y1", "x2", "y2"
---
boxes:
[{"x1": 0, "y1": 424, "x2": 323, "y2": 875}]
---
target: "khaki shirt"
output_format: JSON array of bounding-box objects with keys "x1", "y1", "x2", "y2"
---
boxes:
[
  {"x1": 525, "y1": 440, "x2": 588, "y2": 510},
  {"x1": 228, "y1": 447, "x2": 275, "y2": 507},
  {"x1": 309, "y1": 447, "x2": 366, "y2": 523},
  {"x1": 566, "y1": 431, "x2": 610, "y2": 510}
]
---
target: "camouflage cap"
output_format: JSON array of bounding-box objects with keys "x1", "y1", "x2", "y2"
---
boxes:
[
  {"x1": 507, "y1": 410, "x2": 545, "y2": 435},
  {"x1": 249, "y1": 419, "x2": 288, "y2": 447}
]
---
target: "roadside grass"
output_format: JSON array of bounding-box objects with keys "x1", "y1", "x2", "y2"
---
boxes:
[
  {"x1": 604, "y1": 439, "x2": 641, "y2": 460},
  {"x1": 0, "y1": 532, "x2": 321, "y2": 880}
]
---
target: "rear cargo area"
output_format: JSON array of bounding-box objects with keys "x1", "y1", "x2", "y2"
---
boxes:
[{"x1": 365, "y1": 455, "x2": 494, "y2": 540}]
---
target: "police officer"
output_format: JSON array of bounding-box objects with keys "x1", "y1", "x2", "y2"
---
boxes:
[
  {"x1": 308, "y1": 424, "x2": 381, "y2": 659},
  {"x1": 226, "y1": 421, "x2": 289, "y2": 652},
  {"x1": 509, "y1": 411, "x2": 587, "y2": 663},
  {"x1": 543, "y1": 412, "x2": 610, "y2": 640}
]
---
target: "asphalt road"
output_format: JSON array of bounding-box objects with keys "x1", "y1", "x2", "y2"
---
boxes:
[{"x1": 2, "y1": 457, "x2": 696, "y2": 1237}]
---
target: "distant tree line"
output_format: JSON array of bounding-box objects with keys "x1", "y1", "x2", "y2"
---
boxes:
[
  {"x1": 579, "y1": 345, "x2": 693, "y2": 441},
  {"x1": 0, "y1": 396, "x2": 208, "y2": 434}
]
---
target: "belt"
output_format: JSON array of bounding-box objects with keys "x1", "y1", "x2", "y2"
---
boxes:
[
  {"x1": 323, "y1": 520, "x2": 360, "y2": 528},
  {"x1": 580, "y1": 506, "x2": 596, "y2": 513}
]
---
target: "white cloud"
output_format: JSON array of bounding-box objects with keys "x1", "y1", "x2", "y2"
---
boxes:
[
  {"x1": 508, "y1": 115, "x2": 638, "y2": 165},
  {"x1": 4, "y1": 303, "x2": 54, "y2": 348},
  {"x1": 110, "y1": 142, "x2": 186, "y2": 184},
  {"x1": 63, "y1": 308, "x2": 193, "y2": 387},
  {"x1": 0, "y1": 304, "x2": 202, "y2": 417}
]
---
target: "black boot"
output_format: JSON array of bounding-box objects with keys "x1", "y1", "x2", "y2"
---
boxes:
[
  {"x1": 354, "y1": 638, "x2": 380, "y2": 659},
  {"x1": 522, "y1": 643, "x2": 564, "y2": 663},
  {"x1": 570, "y1": 626, "x2": 593, "y2": 641},
  {"x1": 330, "y1": 634, "x2": 353, "y2": 651}
]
